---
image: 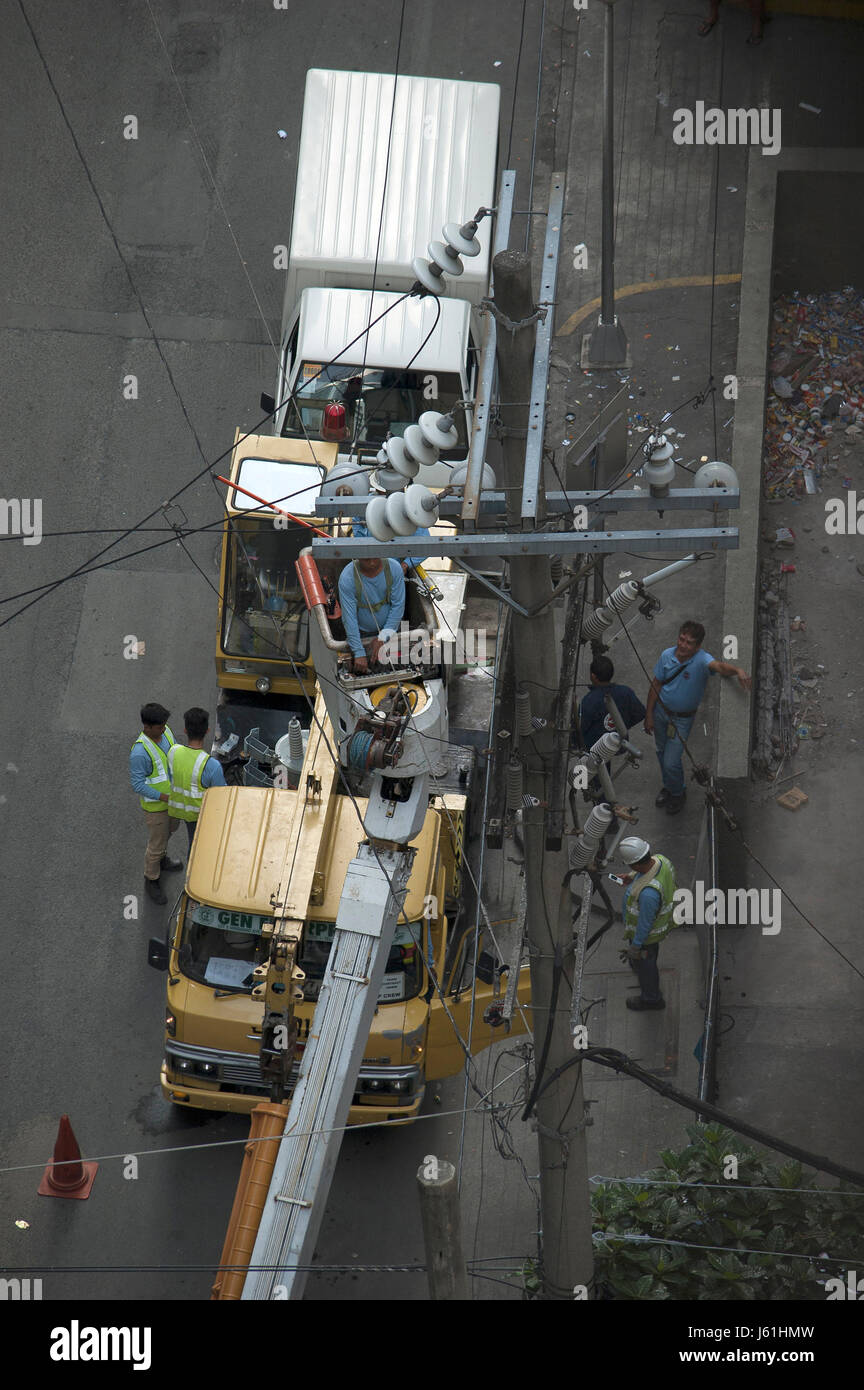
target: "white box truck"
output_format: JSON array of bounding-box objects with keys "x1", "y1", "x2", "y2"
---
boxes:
[{"x1": 263, "y1": 68, "x2": 500, "y2": 486}]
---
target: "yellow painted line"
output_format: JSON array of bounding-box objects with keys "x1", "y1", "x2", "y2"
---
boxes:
[{"x1": 556, "y1": 273, "x2": 742, "y2": 337}]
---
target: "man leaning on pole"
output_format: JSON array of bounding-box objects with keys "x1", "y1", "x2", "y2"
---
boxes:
[{"x1": 645, "y1": 620, "x2": 751, "y2": 816}]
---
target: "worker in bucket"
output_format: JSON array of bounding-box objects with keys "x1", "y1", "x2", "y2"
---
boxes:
[
  {"x1": 617, "y1": 837, "x2": 678, "y2": 1011},
  {"x1": 338, "y1": 555, "x2": 405, "y2": 674},
  {"x1": 130, "y1": 701, "x2": 184, "y2": 906},
  {"x1": 644, "y1": 620, "x2": 751, "y2": 816}
]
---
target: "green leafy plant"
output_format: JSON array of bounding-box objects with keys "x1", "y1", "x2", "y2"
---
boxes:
[{"x1": 591, "y1": 1125, "x2": 864, "y2": 1300}]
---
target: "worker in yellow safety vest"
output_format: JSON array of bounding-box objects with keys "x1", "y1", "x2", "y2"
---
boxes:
[
  {"x1": 618, "y1": 836, "x2": 678, "y2": 1012},
  {"x1": 167, "y1": 707, "x2": 226, "y2": 852},
  {"x1": 130, "y1": 701, "x2": 184, "y2": 906}
]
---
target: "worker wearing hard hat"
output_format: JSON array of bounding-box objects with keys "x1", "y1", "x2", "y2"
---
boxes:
[{"x1": 617, "y1": 837, "x2": 679, "y2": 1011}]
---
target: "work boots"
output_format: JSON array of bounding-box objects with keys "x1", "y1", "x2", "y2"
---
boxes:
[
  {"x1": 160, "y1": 855, "x2": 183, "y2": 872},
  {"x1": 145, "y1": 877, "x2": 167, "y2": 905}
]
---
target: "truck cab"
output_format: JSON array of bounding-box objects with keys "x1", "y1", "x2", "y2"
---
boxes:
[
  {"x1": 151, "y1": 779, "x2": 530, "y2": 1125},
  {"x1": 274, "y1": 290, "x2": 476, "y2": 485},
  {"x1": 216, "y1": 430, "x2": 338, "y2": 701}
]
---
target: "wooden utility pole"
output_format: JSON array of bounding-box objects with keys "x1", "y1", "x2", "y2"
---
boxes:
[
  {"x1": 416, "y1": 1157, "x2": 469, "y2": 1300},
  {"x1": 492, "y1": 250, "x2": 595, "y2": 1300}
]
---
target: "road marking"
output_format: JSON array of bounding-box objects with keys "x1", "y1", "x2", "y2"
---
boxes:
[{"x1": 556, "y1": 273, "x2": 742, "y2": 337}]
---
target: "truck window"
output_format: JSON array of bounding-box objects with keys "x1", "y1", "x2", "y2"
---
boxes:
[
  {"x1": 177, "y1": 898, "x2": 271, "y2": 991},
  {"x1": 281, "y1": 364, "x2": 468, "y2": 456},
  {"x1": 221, "y1": 514, "x2": 311, "y2": 663},
  {"x1": 299, "y1": 919, "x2": 424, "y2": 1004}
]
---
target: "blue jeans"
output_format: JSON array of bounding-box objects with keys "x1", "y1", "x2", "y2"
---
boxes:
[{"x1": 654, "y1": 713, "x2": 694, "y2": 797}]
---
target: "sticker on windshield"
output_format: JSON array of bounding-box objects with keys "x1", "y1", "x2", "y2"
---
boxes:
[
  {"x1": 302, "y1": 362, "x2": 323, "y2": 381},
  {"x1": 377, "y1": 972, "x2": 405, "y2": 1003}
]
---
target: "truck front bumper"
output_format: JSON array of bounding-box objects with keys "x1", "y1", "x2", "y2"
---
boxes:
[{"x1": 160, "y1": 1063, "x2": 425, "y2": 1126}]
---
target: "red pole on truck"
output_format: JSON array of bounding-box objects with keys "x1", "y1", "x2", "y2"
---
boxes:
[{"x1": 216, "y1": 475, "x2": 331, "y2": 539}]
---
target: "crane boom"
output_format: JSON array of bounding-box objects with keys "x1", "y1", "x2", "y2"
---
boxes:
[{"x1": 242, "y1": 840, "x2": 415, "y2": 1300}]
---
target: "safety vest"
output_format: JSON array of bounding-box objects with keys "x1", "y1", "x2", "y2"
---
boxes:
[
  {"x1": 167, "y1": 745, "x2": 209, "y2": 822},
  {"x1": 132, "y1": 728, "x2": 175, "y2": 812},
  {"x1": 353, "y1": 560, "x2": 393, "y2": 618},
  {"x1": 623, "y1": 853, "x2": 678, "y2": 946}
]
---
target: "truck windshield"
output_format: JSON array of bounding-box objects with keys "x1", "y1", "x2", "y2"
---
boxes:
[
  {"x1": 281, "y1": 364, "x2": 467, "y2": 457},
  {"x1": 221, "y1": 514, "x2": 311, "y2": 663},
  {"x1": 299, "y1": 919, "x2": 424, "y2": 1004},
  {"x1": 177, "y1": 898, "x2": 271, "y2": 991}
]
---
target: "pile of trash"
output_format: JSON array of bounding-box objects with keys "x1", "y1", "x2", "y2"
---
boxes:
[{"x1": 764, "y1": 287, "x2": 864, "y2": 500}]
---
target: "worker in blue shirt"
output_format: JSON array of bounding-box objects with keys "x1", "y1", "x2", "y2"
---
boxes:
[
  {"x1": 338, "y1": 556, "x2": 405, "y2": 674},
  {"x1": 168, "y1": 707, "x2": 227, "y2": 852},
  {"x1": 577, "y1": 655, "x2": 646, "y2": 749},
  {"x1": 618, "y1": 836, "x2": 678, "y2": 1011},
  {"x1": 130, "y1": 701, "x2": 185, "y2": 905},
  {"x1": 645, "y1": 620, "x2": 751, "y2": 815}
]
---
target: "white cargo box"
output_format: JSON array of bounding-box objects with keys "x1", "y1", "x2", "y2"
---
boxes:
[{"x1": 286, "y1": 69, "x2": 500, "y2": 313}]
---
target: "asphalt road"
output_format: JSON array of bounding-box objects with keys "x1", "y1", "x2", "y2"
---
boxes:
[{"x1": 0, "y1": 0, "x2": 550, "y2": 1302}]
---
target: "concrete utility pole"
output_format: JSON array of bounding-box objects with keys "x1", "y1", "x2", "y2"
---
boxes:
[
  {"x1": 492, "y1": 249, "x2": 595, "y2": 1300},
  {"x1": 416, "y1": 1157, "x2": 469, "y2": 1300}
]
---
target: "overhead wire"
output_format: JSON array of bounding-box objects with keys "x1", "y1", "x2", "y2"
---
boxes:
[{"x1": 535, "y1": 1045, "x2": 864, "y2": 1187}]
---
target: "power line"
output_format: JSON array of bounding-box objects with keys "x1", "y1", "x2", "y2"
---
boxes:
[
  {"x1": 590, "y1": 1175, "x2": 864, "y2": 1198},
  {"x1": 0, "y1": 292, "x2": 414, "y2": 622},
  {"x1": 594, "y1": 1231, "x2": 860, "y2": 1268},
  {"x1": 537, "y1": 1045, "x2": 864, "y2": 1187}
]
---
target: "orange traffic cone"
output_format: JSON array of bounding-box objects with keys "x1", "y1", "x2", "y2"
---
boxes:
[{"x1": 38, "y1": 1114, "x2": 98, "y2": 1200}]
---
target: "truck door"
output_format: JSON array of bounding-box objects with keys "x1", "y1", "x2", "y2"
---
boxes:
[{"x1": 424, "y1": 923, "x2": 531, "y2": 1083}]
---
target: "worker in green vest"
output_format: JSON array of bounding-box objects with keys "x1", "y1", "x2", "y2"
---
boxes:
[
  {"x1": 168, "y1": 707, "x2": 227, "y2": 851},
  {"x1": 167, "y1": 711, "x2": 229, "y2": 850},
  {"x1": 618, "y1": 836, "x2": 678, "y2": 1011},
  {"x1": 129, "y1": 701, "x2": 184, "y2": 905}
]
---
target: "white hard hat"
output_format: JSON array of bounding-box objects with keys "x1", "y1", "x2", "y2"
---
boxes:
[{"x1": 619, "y1": 836, "x2": 651, "y2": 866}]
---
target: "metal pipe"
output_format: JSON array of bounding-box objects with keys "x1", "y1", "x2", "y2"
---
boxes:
[
  {"x1": 461, "y1": 170, "x2": 516, "y2": 524},
  {"x1": 314, "y1": 489, "x2": 741, "y2": 517},
  {"x1": 640, "y1": 554, "x2": 702, "y2": 588}
]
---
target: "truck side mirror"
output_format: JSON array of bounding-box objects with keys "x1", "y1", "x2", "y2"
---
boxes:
[
  {"x1": 260, "y1": 392, "x2": 276, "y2": 415},
  {"x1": 147, "y1": 937, "x2": 169, "y2": 971}
]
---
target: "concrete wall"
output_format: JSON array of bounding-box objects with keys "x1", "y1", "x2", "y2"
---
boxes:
[
  {"x1": 718, "y1": 147, "x2": 864, "y2": 780},
  {"x1": 773, "y1": 172, "x2": 864, "y2": 296}
]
